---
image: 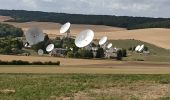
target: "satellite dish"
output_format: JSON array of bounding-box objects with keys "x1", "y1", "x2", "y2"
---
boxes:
[
  {"x1": 46, "y1": 44, "x2": 54, "y2": 52},
  {"x1": 99, "y1": 36, "x2": 108, "y2": 45},
  {"x1": 135, "y1": 45, "x2": 141, "y2": 51},
  {"x1": 138, "y1": 44, "x2": 144, "y2": 52},
  {"x1": 107, "y1": 43, "x2": 113, "y2": 49},
  {"x1": 25, "y1": 27, "x2": 45, "y2": 46},
  {"x1": 75, "y1": 29, "x2": 94, "y2": 48},
  {"x1": 60, "y1": 22, "x2": 71, "y2": 34},
  {"x1": 24, "y1": 42, "x2": 29, "y2": 47},
  {"x1": 38, "y1": 49, "x2": 44, "y2": 55},
  {"x1": 70, "y1": 48, "x2": 73, "y2": 51}
]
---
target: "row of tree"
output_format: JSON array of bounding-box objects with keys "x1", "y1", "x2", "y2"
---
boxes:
[
  {"x1": 0, "y1": 37, "x2": 23, "y2": 54},
  {"x1": 0, "y1": 23, "x2": 23, "y2": 37},
  {"x1": 0, "y1": 9, "x2": 170, "y2": 29}
]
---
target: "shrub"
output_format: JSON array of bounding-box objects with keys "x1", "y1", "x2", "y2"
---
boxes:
[
  {"x1": 78, "y1": 49, "x2": 93, "y2": 58},
  {"x1": 96, "y1": 47, "x2": 104, "y2": 58},
  {"x1": 122, "y1": 49, "x2": 127, "y2": 57},
  {"x1": 0, "y1": 60, "x2": 60, "y2": 65},
  {"x1": 116, "y1": 50, "x2": 123, "y2": 60},
  {"x1": 67, "y1": 51, "x2": 74, "y2": 58}
]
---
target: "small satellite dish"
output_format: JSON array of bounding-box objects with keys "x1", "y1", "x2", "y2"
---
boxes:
[
  {"x1": 38, "y1": 49, "x2": 44, "y2": 55},
  {"x1": 46, "y1": 44, "x2": 54, "y2": 52},
  {"x1": 75, "y1": 29, "x2": 94, "y2": 48},
  {"x1": 24, "y1": 42, "x2": 29, "y2": 47},
  {"x1": 99, "y1": 36, "x2": 108, "y2": 45},
  {"x1": 70, "y1": 48, "x2": 73, "y2": 51},
  {"x1": 25, "y1": 27, "x2": 45, "y2": 46},
  {"x1": 60, "y1": 22, "x2": 71, "y2": 34},
  {"x1": 138, "y1": 44, "x2": 144, "y2": 52},
  {"x1": 107, "y1": 43, "x2": 113, "y2": 49},
  {"x1": 135, "y1": 45, "x2": 141, "y2": 51}
]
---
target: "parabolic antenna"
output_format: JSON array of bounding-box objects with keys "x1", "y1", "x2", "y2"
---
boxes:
[
  {"x1": 135, "y1": 45, "x2": 141, "y2": 51},
  {"x1": 24, "y1": 42, "x2": 29, "y2": 47},
  {"x1": 107, "y1": 43, "x2": 113, "y2": 49},
  {"x1": 25, "y1": 27, "x2": 45, "y2": 46},
  {"x1": 46, "y1": 44, "x2": 54, "y2": 52},
  {"x1": 99, "y1": 36, "x2": 108, "y2": 45},
  {"x1": 138, "y1": 44, "x2": 144, "y2": 52},
  {"x1": 38, "y1": 49, "x2": 44, "y2": 55},
  {"x1": 75, "y1": 29, "x2": 94, "y2": 48},
  {"x1": 60, "y1": 22, "x2": 71, "y2": 34}
]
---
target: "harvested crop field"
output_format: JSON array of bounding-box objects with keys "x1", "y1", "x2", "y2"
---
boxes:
[
  {"x1": 3, "y1": 21, "x2": 170, "y2": 50},
  {"x1": 0, "y1": 16, "x2": 12, "y2": 22},
  {"x1": 0, "y1": 55, "x2": 170, "y2": 74}
]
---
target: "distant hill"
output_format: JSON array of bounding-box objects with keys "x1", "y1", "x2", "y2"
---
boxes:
[{"x1": 0, "y1": 9, "x2": 170, "y2": 29}]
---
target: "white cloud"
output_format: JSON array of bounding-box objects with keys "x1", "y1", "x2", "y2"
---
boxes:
[
  {"x1": 0, "y1": 0, "x2": 169, "y2": 18},
  {"x1": 21, "y1": 0, "x2": 37, "y2": 9}
]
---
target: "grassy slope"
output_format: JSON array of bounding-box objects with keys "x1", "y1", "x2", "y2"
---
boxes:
[
  {"x1": 0, "y1": 74, "x2": 170, "y2": 100},
  {"x1": 110, "y1": 39, "x2": 170, "y2": 62}
]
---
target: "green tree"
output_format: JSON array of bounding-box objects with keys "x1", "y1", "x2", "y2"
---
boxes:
[
  {"x1": 122, "y1": 49, "x2": 127, "y2": 57},
  {"x1": 96, "y1": 47, "x2": 104, "y2": 58},
  {"x1": 116, "y1": 50, "x2": 123, "y2": 60},
  {"x1": 78, "y1": 49, "x2": 93, "y2": 58}
]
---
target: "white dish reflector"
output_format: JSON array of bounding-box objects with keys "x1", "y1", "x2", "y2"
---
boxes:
[
  {"x1": 135, "y1": 45, "x2": 141, "y2": 51},
  {"x1": 138, "y1": 44, "x2": 144, "y2": 52},
  {"x1": 25, "y1": 27, "x2": 45, "y2": 46},
  {"x1": 38, "y1": 49, "x2": 44, "y2": 55},
  {"x1": 107, "y1": 43, "x2": 113, "y2": 49},
  {"x1": 75, "y1": 29, "x2": 94, "y2": 48},
  {"x1": 99, "y1": 36, "x2": 107, "y2": 45},
  {"x1": 46, "y1": 44, "x2": 54, "y2": 52},
  {"x1": 60, "y1": 22, "x2": 71, "y2": 34}
]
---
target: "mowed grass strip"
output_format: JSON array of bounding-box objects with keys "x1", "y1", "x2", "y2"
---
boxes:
[{"x1": 0, "y1": 74, "x2": 170, "y2": 100}]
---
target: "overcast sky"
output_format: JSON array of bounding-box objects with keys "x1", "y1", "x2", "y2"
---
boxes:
[{"x1": 0, "y1": 0, "x2": 169, "y2": 18}]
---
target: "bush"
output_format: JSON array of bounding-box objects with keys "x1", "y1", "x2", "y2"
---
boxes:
[
  {"x1": 67, "y1": 51, "x2": 74, "y2": 58},
  {"x1": 0, "y1": 37, "x2": 23, "y2": 55},
  {"x1": 74, "y1": 52, "x2": 81, "y2": 58},
  {"x1": 144, "y1": 46, "x2": 149, "y2": 51},
  {"x1": 0, "y1": 23, "x2": 23, "y2": 37},
  {"x1": 32, "y1": 61, "x2": 43, "y2": 65},
  {"x1": 96, "y1": 47, "x2": 104, "y2": 58},
  {"x1": 122, "y1": 49, "x2": 127, "y2": 57},
  {"x1": 116, "y1": 50, "x2": 123, "y2": 60},
  {"x1": 10, "y1": 60, "x2": 30, "y2": 65},
  {"x1": 78, "y1": 49, "x2": 93, "y2": 58},
  {"x1": 0, "y1": 60, "x2": 60, "y2": 65}
]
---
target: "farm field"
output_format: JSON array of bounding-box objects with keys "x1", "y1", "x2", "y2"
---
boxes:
[
  {"x1": 1, "y1": 15, "x2": 170, "y2": 50},
  {"x1": 2, "y1": 21, "x2": 170, "y2": 50},
  {"x1": 0, "y1": 74, "x2": 170, "y2": 100},
  {"x1": 0, "y1": 55, "x2": 170, "y2": 74}
]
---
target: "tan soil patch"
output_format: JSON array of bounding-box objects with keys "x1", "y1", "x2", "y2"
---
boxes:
[{"x1": 0, "y1": 16, "x2": 13, "y2": 22}]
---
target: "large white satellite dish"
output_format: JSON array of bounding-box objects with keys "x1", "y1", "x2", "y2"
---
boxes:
[
  {"x1": 107, "y1": 43, "x2": 113, "y2": 49},
  {"x1": 38, "y1": 49, "x2": 44, "y2": 55},
  {"x1": 46, "y1": 44, "x2": 54, "y2": 52},
  {"x1": 99, "y1": 36, "x2": 108, "y2": 46},
  {"x1": 60, "y1": 22, "x2": 71, "y2": 34},
  {"x1": 25, "y1": 27, "x2": 45, "y2": 46},
  {"x1": 135, "y1": 45, "x2": 141, "y2": 51},
  {"x1": 75, "y1": 29, "x2": 94, "y2": 48},
  {"x1": 138, "y1": 44, "x2": 144, "y2": 52}
]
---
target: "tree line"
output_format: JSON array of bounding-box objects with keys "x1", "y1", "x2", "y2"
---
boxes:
[
  {"x1": 0, "y1": 9, "x2": 170, "y2": 29},
  {"x1": 0, "y1": 23, "x2": 23, "y2": 37}
]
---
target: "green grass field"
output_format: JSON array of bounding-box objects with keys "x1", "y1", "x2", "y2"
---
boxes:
[
  {"x1": 110, "y1": 39, "x2": 170, "y2": 62},
  {"x1": 0, "y1": 74, "x2": 170, "y2": 100}
]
